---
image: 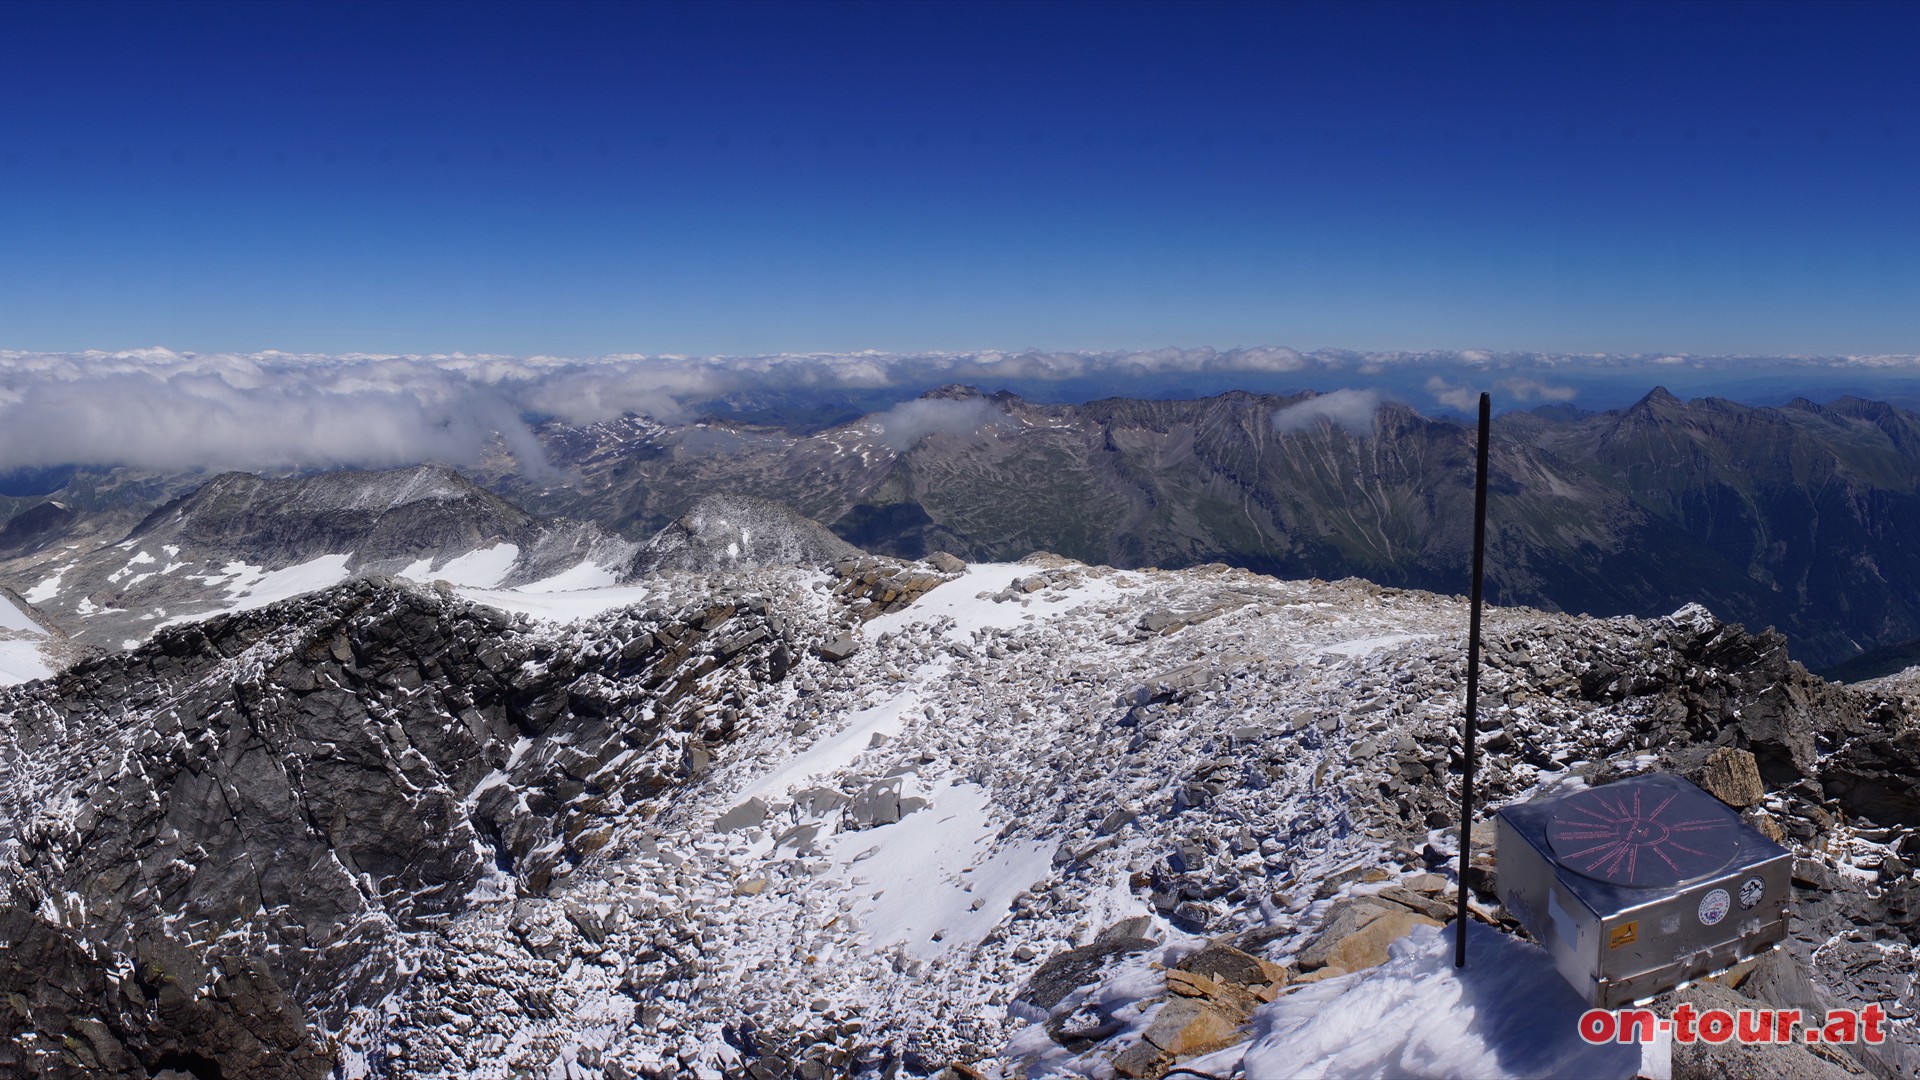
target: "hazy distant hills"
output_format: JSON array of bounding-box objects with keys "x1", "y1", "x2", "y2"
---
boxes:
[
  {"x1": 11, "y1": 385, "x2": 1920, "y2": 670},
  {"x1": 1506, "y1": 390, "x2": 1920, "y2": 668}
]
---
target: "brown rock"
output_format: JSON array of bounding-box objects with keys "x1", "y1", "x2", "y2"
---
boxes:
[
  {"x1": 925, "y1": 551, "x2": 966, "y2": 574},
  {"x1": 1165, "y1": 968, "x2": 1214, "y2": 998},
  {"x1": 1744, "y1": 807, "x2": 1787, "y2": 845},
  {"x1": 1703, "y1": 746, "x2": 1766, "y2": 807},
  {"x1": 1305, "y1": 909, "x2": 1443, "y2": 975},
  {"x1": 1294, "y1": 896, "x2": 1399, "y2": 969},
  {"x1": 1174, "y1": 942, "x2": 1289, "y2": 989},
  {"x1": 1164, "y1": 969, "x2": 1260, "y2": 1018},
  {"x1": 1292, "y1": 965, "x2": 1349, "y2": 984},
  {"x1": 832, "y1": 555, "x2": 956, "y2": 617},
  {"x1": 1111, "y1": 1038, "x2": 1170, "y2": 1079},
  {"x1": 1141, "y1": 997, "x2": 1247, "y2": 1056},
  {"x1": 1373, "y1": 885, "x2": 1456, "y2": 921}
]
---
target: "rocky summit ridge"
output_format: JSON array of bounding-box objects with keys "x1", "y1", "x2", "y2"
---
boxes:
[
  {"x1": 635, "y1": 494, "x2": 862, "y2": 576},
  {"x1": 1, "y1": 550, "x2": 1918, "y2": 1078}
]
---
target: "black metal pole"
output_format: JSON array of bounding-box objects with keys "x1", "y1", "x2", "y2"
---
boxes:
[{"x1": 1456, "y1": 392, "x2": 1491, "y2": 968}]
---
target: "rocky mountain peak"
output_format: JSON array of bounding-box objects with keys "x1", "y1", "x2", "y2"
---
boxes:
[
  {"x1": 0, "y1": 466, "x2": 638, "y2": 655},
  {"x1": 0, "y1": 500, "x2": 77, "y2": 558},
  {"x1": 920, "y1": 383, "x2": 986, "y2": 401},
  {"x1": 634, "y1": 493, "x2": 860, "y2": 575},
  {"x1": 132, "y1": 464, "x2": 521, "y2": 545},
  {"x1": 1609, "y1": 385, "x2": 1688, "y2": 428},
  {"x1": 0, "y1": 569, "x2": 814, "y2": 1075},
  {"x1": 103, "y1": 464, "x2": 538, "y2": 582}
]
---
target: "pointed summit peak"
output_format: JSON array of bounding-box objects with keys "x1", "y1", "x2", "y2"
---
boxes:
[{"x1": 1622, "y1": 386, "x2": 1685, "y2": 419}]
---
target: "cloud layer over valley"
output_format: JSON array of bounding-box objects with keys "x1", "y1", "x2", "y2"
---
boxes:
[{"x1": 6, "y1": 345, "x2": 1920, "y2": 473}]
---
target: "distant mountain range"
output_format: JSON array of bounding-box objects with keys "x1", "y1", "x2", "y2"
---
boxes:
[
  {"x1": 9, "y1": 385, "x2": 1920, "y2": 671},
  {"x1": 479, "y1": 385, "x2": 1920, "y2": 671}
]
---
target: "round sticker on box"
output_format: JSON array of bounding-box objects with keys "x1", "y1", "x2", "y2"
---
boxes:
[
  {"x1": 1739, "y1": 877, "x2": 1764, "y2": 909},
  {"x1": 1698, "y1": 887, "x2": 1730, "y2": 926}
]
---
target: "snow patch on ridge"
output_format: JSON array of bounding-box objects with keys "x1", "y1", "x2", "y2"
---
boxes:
[
  {"x1": 156, "y1": 553, "x2": 357, "y2": 629},
  {"x1": 22, "y1": 569, "x2": 65, "y2": 605},
  {"x1": 398, "y1": 542, "x2": 519, "y2": 588},
  {"x1": 0, "y1": 640, "x2": 54, "y2": 685},
  {"x1": 865, "y1": 561, "x2": 1145, "y2": 642},
  {"x1": 0, "y1": 593, "x2": 46, "y2": 636},
  {"x1": 454, "y1": 581, "x2": 666, "y2": 623},
  {"x1": 512, "y1": 560, "x2": 623, "y2": 593}
]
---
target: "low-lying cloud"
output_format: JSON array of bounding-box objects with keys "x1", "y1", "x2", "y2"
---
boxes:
[
  {"x1": 3, "y1": 345, "x2": 1917, "y2": 473},
  {"x1": 1272, "y1": 389, "x2": 1383, "y2": 436},
  {"x1": 1425, "y1": 374, "x2": 1578, "y2": 411},
  {"x1": 0, "y1": 347, "x2": 1326, "y2": 472},
  {"x1": 1424, "y1": 376, "x2": 1482, "y2": 412},
  {"x1": 1496, "y1": 376, "x2": 1579, "y2": 403},
  {"x1": 0, "y1": 352, "x2": 548, "y2": 473},
  {"x1": 867, "y1": 397, "x2": 1008, "y2": 451}
]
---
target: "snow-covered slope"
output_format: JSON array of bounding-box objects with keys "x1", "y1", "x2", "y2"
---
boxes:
[
  {"x1": 0, "y1": 466, "x2": 638, "y2": 656},
  {"x1": 397, "y1": 561, "x2": 1892, "y2": 1078},
  {"x1": 0, "y1": 588, "x2": 55, "y2": 685},
  {"x1": 1, "y1": 556, "x2": 1914, "y2": 1078}
]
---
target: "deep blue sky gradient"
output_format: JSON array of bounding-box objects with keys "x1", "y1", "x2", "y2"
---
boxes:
[{"x1": 3, "y1": 0, "x2": 1917, "y2": 356}]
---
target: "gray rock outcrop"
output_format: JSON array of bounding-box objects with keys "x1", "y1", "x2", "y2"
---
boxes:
[
  {"x1": 0, "y1": 575, "x2": 803, "y2": 1076},
  {"x1": 634, "y1": 494, "x2": 859, "y2": 576}
]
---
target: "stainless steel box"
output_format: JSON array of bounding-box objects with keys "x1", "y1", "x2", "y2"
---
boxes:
[{"x1": 1494, "y1": 772, "x2": 1791, "y2": 1008}]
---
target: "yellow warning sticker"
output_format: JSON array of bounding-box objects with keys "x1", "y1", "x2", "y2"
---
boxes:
[{"x1": 1609, "y1": 922, "x2": 1638, "y2": 949}]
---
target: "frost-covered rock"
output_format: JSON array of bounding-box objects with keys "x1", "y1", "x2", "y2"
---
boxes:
[
  {"x1": 0, "y1": 556, "x2": 1916, "y2": 1077},
  {"x1": 635, "y1": 493, "x2": 859, "y2": 575}
]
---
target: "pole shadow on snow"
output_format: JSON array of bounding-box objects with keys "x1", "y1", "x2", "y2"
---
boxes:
[
  {"x1": 1448, "y1": 921, "x2": 1646, "y2": 1079},
  {"x1": 1237, "y1": 922, "x2": 1644, "y2": 1079}
]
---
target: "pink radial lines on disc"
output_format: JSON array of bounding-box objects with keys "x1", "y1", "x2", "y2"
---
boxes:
[{"x1": 1545, "y1": 783, "x2": 1736, "y2": 886}]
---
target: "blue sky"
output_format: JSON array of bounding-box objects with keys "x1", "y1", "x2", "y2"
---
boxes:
[{"x1": 2, "y1": 0, "x2": 1917, "y2": 357}]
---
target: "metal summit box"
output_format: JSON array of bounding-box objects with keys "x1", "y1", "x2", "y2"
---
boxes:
[{"x1": 1494, "y1": 772, "x2": 1791, "y2": 1008}]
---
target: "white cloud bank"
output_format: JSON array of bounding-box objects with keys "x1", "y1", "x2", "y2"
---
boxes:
[
  {"x1": 2, "y1": 345, "x2": 1917, "y2": 472},
  {"x1": 0, "y1": 346, "x2": 1320, "y2": 471},
  {"x1": 1425, "y1": 374, "x2": 1579, "y2": 411}
]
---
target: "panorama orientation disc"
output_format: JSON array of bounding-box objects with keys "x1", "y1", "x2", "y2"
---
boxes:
[{"x1": 1545, "y1": 779, "x2": 1739, "y2": 887}]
